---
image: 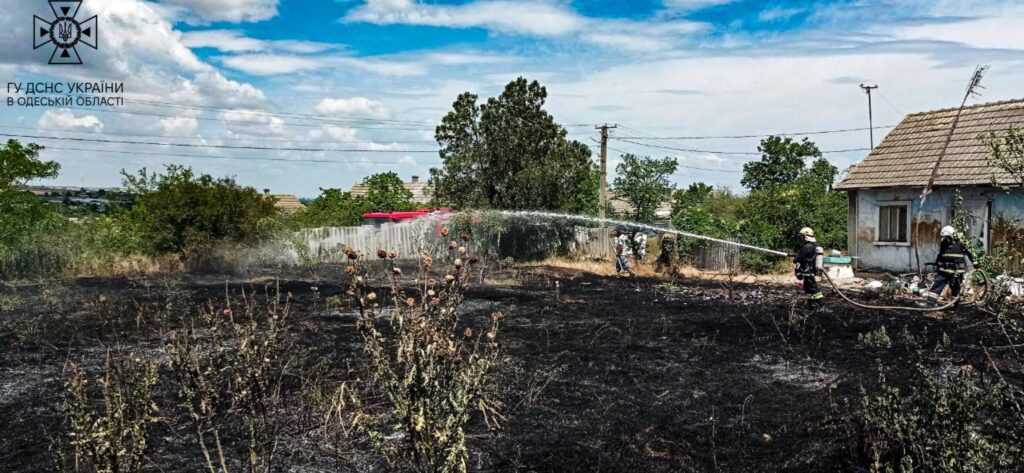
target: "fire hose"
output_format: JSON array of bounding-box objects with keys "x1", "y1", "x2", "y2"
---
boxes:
[{"x1": 819, "y1": 269, "x2": 989, "y2": 312}]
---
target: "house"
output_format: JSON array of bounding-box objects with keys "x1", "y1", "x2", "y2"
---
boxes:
[
  {"x1": 608, "y1": 190, "x2": 673, "y2": 222},
  {"x1": 835, "y1": 99, "x2": 1024, "y2": 272},
  {"x1": 349, "y1": 175, "x2": 433, "y2": 204},
  {"x1": 262, "y1": 189, "x2": 305, "y2": 213}
]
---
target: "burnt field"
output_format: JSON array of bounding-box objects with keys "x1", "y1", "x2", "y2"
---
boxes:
[{"x1": 1, "y1": 264, "x2": 1021, "y2": 472}]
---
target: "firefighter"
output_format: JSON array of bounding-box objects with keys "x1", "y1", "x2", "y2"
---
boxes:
[
  {"x1": 655, "y1": 233, "x2": 677, "y2": 274},
  {"x1": 633, "y1": 231, "x2": 648, "y2": 261},
  {"x1": 794, "y1": 227, "x2": 825, "y2": 308},
  {"x1": 612, "y1": 230, "x2": 631, "y2": 275},
  {"x1": 923, "y1": 226, "x2": 972, "y2": 308}
]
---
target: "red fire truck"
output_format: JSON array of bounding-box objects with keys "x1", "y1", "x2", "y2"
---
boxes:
[{"x1": 361, "y1": 208, "x2": 452, "y2": 234}]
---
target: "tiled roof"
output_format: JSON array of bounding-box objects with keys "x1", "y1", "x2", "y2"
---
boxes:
[
  {"x1": 271, "y1": 194, "x2": 305, "y2": 212},
  {"x1": 835, "y1": 98, "x2": 1024, "y2": 190},
  {"x1": 349, "y1": 176, "x2": 433, "y2": 203}
]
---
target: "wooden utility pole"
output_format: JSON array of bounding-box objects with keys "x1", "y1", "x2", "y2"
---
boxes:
[
  {"x1": 596, "y1": 123, "x2": 616, "y2": 220},
  {"x1": 859, "y1": 84, "x2": 878, "y2": 148}
]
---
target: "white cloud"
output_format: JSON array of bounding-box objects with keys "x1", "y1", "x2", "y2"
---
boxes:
[
  {"x1": 315, "y1": 97, "x2": 391, "y2": 118},
  {"x1": 758, "y1": 7, "x2": 804, "y2": 22},
  {"x1": 661, "y1": 0, "x2": 736, "y2": 10},
  {"x1": 38, "y1": 110, "x2": 104, "y2": 131},
  {"x1": 221, "y1": 54, "x2": 324, "y2": 75},
  {"x1": 890, "y1": 16, "x2": 1024, "y2": 51},
  {"x1": 221, "y1": 110, "x2": 287, "y2": 136},
  {"x1": 344, "y1": 1, "x2": 707, "y2": 52},
  {"x1": 310, "y1": 126, "x2": 360, "y2": 142},
  {"x1": 159, "y1": 116, "x2": 199, "y2": 135},
  {"x1": 181, "y1": 30, "x2": 337, "y2": 53},
  {"x1": 345, "y1": 0, "x2": 583, "y2": 36},
  {"x1": 159, "y1": 0, "x2": 280, "y2": 23}
]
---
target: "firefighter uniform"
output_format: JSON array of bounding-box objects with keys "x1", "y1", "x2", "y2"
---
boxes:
[
  {"x1": 926, "y1": 233, "x2": 972, "y2": 307},
  {"x1": 655, "y1": 233, "x2": 676, "y2": 274},
  {"x1": 795, "y1": 240, "x2": 824, "y2": 305}
]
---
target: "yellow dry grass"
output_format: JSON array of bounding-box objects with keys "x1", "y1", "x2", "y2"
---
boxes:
[
  {"x1": 523, "y1": 257, "x2": 795, "y2": 285},
  {"x1": 72, "y1": 254, "x2": 184, "y2": 278}
]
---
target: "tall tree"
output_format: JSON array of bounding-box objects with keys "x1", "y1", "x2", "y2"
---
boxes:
[
  {"x1": 361, "y1": 172, "x2": 415, "y2": 212},
  {"x1": 741, "y1": 136, "x2": 822, "y2": 191},
  {"x1": 431, "y1": 77, "x2": 596, "y2": 213},
  {"x1": 613, "y1": 154, "x2": 678, "y2": 223}
]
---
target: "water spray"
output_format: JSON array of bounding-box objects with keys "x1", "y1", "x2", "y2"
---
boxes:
[
  {"x1": 490, "y1": 210, "x2": 791, "y2": 257},
  {"x1": 446, "y1": 210, "x2": 984, "y2": 312}
]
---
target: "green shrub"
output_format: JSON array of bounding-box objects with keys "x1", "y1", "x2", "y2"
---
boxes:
[
  {"x1": 122, "y1": 165, "x2": 277, "y2": 254},
  {"x1": 852, "y1": 363, "x2": 1022, "y2": 472}
]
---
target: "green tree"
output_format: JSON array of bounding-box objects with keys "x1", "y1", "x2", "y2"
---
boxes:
[
  {"x1": 738, "y1": 157, "x2": 846, "y2": 256},
  {"x1": 431, "y1": 77, "x2": 596, "y2": 213},
  {"x1": 0, "y1": 139, "x2": 58, "y2": 192},
  {"x1": 671, "y1": 184, "x2": 743, "y2": 238},
  {"x1": 741, "y1": 136, "x2": 822, "y2": 191},
  {"x1": 0, "y1": 140, "x2": 60, "y2": 246},
  {"x1": 613, "y1": 154, "x2": 677, "y2": 223},
  {"x1": 672, "y1": 182, "x2": 714, "y2": 213},
  {"x1": 294, "y1": 188, "x2": 367, "y2": 228},
  {"x1": 122, "y1": 166, "x2": 276, "y2": 253},
  {"x1": 360, "y1": 172, "x2": 415, "y2": 212}
]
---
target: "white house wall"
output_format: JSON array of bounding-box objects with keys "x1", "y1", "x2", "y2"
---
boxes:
[{"x1": 851, "y1": 187, "x2": 1024, "y2": 272}]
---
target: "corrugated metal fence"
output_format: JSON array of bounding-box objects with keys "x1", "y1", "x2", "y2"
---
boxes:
[
  {"x1": 693, "y1": 240, "x2": 741, "y2": 272},
  {"x1": 298, "y1": 221, "x2": 438, "y2": 260},
  {"x1": 575, "y1": 227, "x2": 615, "y2": 259},
  {"x1": 297, "y1": 222, "x2": 620, "y2": 261}
]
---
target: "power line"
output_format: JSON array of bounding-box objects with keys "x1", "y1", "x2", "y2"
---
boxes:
[
  {"x1": 0, "y1": 133, "x2": 439, "y2": 153},
  {"x1": 612, "y1": 137, "x2": 870, "y2": 156},
  {"x1": 0, "y1": 124, "x2": 441, "y2": 145},
  {"x1": 611, "y1": 124, "x2": 896, "y2": 140},
  {"x1": 68, "y1": 107, "x2": 435, "y2": 131},
  {"x1": 598, "y1": 139, "x2": 743, "y2": 174},
  {"x1": 39, "y1": 145, "x2": 443, "y2": 165},
  {"x1": 123, "y1": 98, "x2": 438, "y2": 127}
]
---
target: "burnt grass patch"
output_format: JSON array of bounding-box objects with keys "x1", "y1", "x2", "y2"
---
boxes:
[{"x1": 0, "y1": 264, "x2": 1017, "y2": 472}]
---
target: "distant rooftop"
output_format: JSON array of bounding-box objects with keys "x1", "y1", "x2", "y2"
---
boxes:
[
  {"x1": 262, "y1": 189, "x2": 305, "y2": 212},
  {"x1": 349, "y1": 175, "x2": 433, "y2": 203}
]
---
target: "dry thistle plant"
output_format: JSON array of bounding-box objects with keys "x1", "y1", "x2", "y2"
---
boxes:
[
  {"x1": 338, "y1": 233, "x2": 504, "y2": 473},
  {"x1": 164, "y1": 285, "x2": 294, "y2": 473},
  {"x1": 57, "y1": 351, "x2": 160, "y2": 473}
]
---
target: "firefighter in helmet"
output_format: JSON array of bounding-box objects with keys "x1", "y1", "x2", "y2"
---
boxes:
[
  {"x1": 923, "y1": 226, "x2": 973, "y2": 308},
  {"x1": 794, "y1": 227, "x2": 825, "y2": 307},
  {"x1": 655, "y1": 233, "x2": 677, "y2": 274}
]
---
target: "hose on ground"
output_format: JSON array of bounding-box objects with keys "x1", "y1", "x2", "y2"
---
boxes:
[{"x1": 819, "y1": 270, "x2": 986, "y2": 312}]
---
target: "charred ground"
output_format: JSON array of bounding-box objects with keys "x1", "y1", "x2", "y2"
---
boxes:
[{"x1": 0, "y1": 264, "x2": 1018, "y2": 472}]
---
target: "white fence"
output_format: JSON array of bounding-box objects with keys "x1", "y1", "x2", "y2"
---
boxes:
[
  {"x1": 296, "y1": 222, "x2": 621, "y2": 261},
  {"x1": 297, "y1": 221, "x2": 440, "y2": 260}
]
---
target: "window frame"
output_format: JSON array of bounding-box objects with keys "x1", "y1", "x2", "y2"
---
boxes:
[{"x1": 875, "y1": 200, "x2": 911, "y2": 246}]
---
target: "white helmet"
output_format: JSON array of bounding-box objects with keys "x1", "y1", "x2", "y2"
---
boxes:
[
  {"x1": 799, "y1": 227, "x2": 815, "y2": 238},
  {"x1": 941, "y1": 226, "x2": 956, "y2": 238}
]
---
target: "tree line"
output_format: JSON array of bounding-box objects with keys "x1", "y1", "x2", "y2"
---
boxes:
[{"x1": 1, "y1": 76, "x2": 852, "y2": 278}]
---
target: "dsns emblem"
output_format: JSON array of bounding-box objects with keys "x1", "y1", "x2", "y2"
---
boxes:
[{"x1": 34, "y1": 1, "x2": 98, "y2": 65}]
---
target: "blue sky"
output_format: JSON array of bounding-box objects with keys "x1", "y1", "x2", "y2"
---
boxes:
[{"x1": 1, "y1": 0, "x2": 1023, "y2": 197}]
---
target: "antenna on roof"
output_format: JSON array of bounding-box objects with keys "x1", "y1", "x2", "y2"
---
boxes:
[
  {"x1": 912, "y1": 64, "x2": 989, "y2": 273},
  {"x1": 965, "y1": 65, "x2": 988, "y2": 99}
]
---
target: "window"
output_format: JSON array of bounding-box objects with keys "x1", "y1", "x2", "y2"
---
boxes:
[{"x1": 877, "y1": 204, "x2": 908, "y2": 243}]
